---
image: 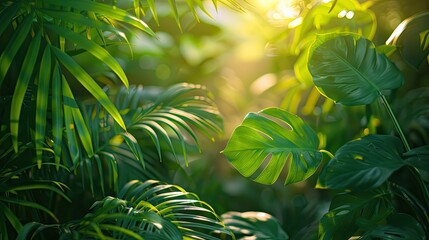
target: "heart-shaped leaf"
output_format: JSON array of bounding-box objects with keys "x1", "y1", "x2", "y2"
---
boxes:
[
  {"x1": 318, "y1": 135, "x2": 406, "y2": 190},
  {"x1": 308, "y1": 34, "x2": 404, "y2": 105},
  {"x1": 222, "y1": 108, "x2": 322, "y2": 185}
]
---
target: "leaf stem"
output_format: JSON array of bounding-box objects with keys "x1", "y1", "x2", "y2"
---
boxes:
[
  {"x1": 319, "y1": 149, "x2": 334, "y2": 159},
  {"x1": 379, "y1": 94, "x2": 411, "y2": 152}
]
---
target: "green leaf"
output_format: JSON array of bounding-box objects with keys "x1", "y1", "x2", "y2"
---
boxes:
[
  {"x1": 222, "y1": 211, "x2": 289, "y2": 239},
  {"x1": 35, "y1": 46, "x2": 52, "y2": 166},
  {"x1": 52, "y1": 63, "x2": 63, "y2": 168},
  {"x1": 10, "y1": 32, "x2": 41, "y2": 152},
  {"x1": 0, "y1": 12, "x2": 33, "y2": 87},
  {"x1": 41, "y1": 0, "x2": 155, "y2": 36},
  {"x1": 62, "y1": 78, "x2": 94, "y2": 158},
  {"x1": 120, "y1": 132, "x2": 144, "y2": 168},
  {"x1": 318, "y1": 135, "x2": 406, "y2": 190},
  {"x1": 386, "y1": 11, "x2": 429, "y2": 69},
  {"x1": 44, "y1": 24, "x2": 129, "y2": 88},
  {"x1": 51, "y1": 46, "x2": 126, "y2": 130},
  {"x1": 360, "y1": 213, "x2": 425, "y2": 240},
  {"x1": 62, "y1": 78, "x2": 80, "y2": 167},
  {"x1": 0, "y1": 1, "x2": 21, "y2": 37},
  {"x1": 308, "y1": 34, "x2": 404, "y2": 105},
  {"x1": 222, "y1": 107, "x2": 322, "y2": 185},
  {"x1": 319, "y1": 187, "x2": 394, "y2": 240},
  {"x1": 403, "y1": 145, "x2": 429, "y2": 171}
]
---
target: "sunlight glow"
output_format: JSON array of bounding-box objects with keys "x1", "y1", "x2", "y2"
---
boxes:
[{"x1": 266, "y1": 0, "x2": 302, "y2": 22}]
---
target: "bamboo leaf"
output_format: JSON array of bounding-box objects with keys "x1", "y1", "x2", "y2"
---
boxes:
[
  {"x1": 45, "y1": 24, "x2": 129, "y2": 88},
  {"x1": 62, "y1": 78, "x2": 94, "y2": 158},
  {"x1": 0, "y1": 12, "x2": 33, "y2": 87},
  {"x1": 62, "y1": 79, "x2": 80, "y2": 167},
  {"x1": 10, "y1": 32, "x2": 41, "y2": 152},
  {"x1": 52, "y1": 63, "x2": 63, "y2": 168},
  {"x1": 35, "y1": 46, "x2": 52, "y2": 167},
  {"x1": 0, "y1": 1, "x2": 21, "y2": 37},
  {"x1": 41, "y1": 0, "x2": 155, "y2": 36},
  {"x1": 51, "y1": 46, "x2": 126, "y2": 130},
  {"x1": 119, "y1": 132, "x2": 145, "y2": 169}
]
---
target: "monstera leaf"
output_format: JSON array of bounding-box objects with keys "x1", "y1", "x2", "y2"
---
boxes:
[
  {"x1": 222, "y1": 108, "x2": 323, "y2": 185},
  {"x1": 308, "y1": 34, "x2": 404, "y2": 105},
  {"x1": 318, "y1": 135, "x2": 406, "y2": 190}
]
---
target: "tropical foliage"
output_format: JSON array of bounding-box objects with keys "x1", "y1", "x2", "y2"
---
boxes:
[{"x1": 1, "y1": 0, "x2": 429, "y2": 239}]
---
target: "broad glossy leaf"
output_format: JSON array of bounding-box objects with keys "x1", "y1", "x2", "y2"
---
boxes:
[
  {"x1": 10, "y1": 32, "x2": 41, "y2": 152},
  {"x1": 221, "y1": 211, "x2": 289, "y2": 240},
  {"x1": 319, "y1": 187, "x2": 394, "y2": 240},
  {"x1": 318, "y1": 135, "x2": 406, "y2": 190},
  {"x1": 360, "y1": 213, "x2": 425, "y2": 240},
  {"x1": 222, "y1": 107, "x2": 322, "y2": 185},
  {"x1": 386, "y1": 11, "x2": 429, "y2": 69},
  {"x1": 51, "y1": 46, "x2": 126, "y2": 130},
  {"x1": 308, "y1": 34, "x2": 404, "y2": 105}
]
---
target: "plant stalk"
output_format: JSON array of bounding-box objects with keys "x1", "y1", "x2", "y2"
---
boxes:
[{"x1": 379, "y1": 94, "x2": 411, "y2": 152}]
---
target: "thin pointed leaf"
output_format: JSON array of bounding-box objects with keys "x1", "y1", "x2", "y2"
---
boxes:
[
  {"x1": 0, "y1": 1, "x2": 21, "y2": 37},
  {"x1": 52, "y1": 46, "x2": 126, "y2": 130},
  {"x1": 147, "y1": 0, "x2": 159, "y2": 25},
  {"x1": 120, "y1": 132, "x2": 145, "y2": 169},
  {"x1": 35, "y1": 46, "x2": 52, "y2": 167},
  {"x1": 167, "y1": 0, "x2": 182, "y2": 31},
  {"x1": 0, "y1": 202, "x2": 22, "y2": 232},
  {"x1": 62, "y1": 80, "x2": 94, "y2": 158},
  {"x1": 0, "y1": 197, "x2": 58, "y2": 222},
  {"x1": 0, "y1": 13, "x2": 33, "y2": 87},
  {"x1": 308, "y1": 34, "x2": 404, "y2": 105},
  {"x1": 45, "y1": 24, "x2": 129, "y2": 88},
  {"x1": 42, "y1": 0, "x2": 155, "y2": 36},
  {"x1": 62, "y1": 79, "x2": 80, "y2": 167},
  {"x1": 222, "y1": 107, "x2": 323, "y2": 185},
  {"x1": 52, "y1": 63, "x2": 63, "y2": 168},
  {"x1": 10, "y1": 32, "x2": 41, "y2": 152}
]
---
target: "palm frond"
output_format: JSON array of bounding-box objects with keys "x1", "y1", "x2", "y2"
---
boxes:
[{"x1": 18, "y1": 180, "x2": 234, "y2": 239}]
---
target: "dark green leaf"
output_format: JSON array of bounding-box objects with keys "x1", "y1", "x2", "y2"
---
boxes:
[
  {"x1": 44, "y1": 24, "x2": 129, "y2": 88},
  {"x1": 308, "y1": 34, "x2": 404, "y2": 105},
  {"x1": 51, "y1": 46, "x2": 126, "y2": 130},
  {"x1": 319, "y1": 188, "x2": 394, "y2": 240},
  {"x1": 0, "y1": 13, "x2": 33, "y2": 87},
  {"x1": 403, "y1": 145, "x2": 429, "y2": 171},
  {"x1": 52, "y1": 63, "x2": 63, "y2": 168},
  {"x1": 222, "y1": 107, "x2": 322, "y2": 185},
  {"x1": 222, "y1": 211, "x2": 289, "y2": 239},
  {"x1": 386, "y1": 11, "x2": 429, "y2": 69},
  {"x1": 318, "y1": 135, "x2": 406, "y2": 190},
  {"x1": 360, "y1": 213, "x2": 425, "y2": 240},
  {"x1": 10, "y1": 32, "x2": 41, "y2": 152},
  {"x1": 35, "y1": 46, "x2": 52, "y2": 166}
]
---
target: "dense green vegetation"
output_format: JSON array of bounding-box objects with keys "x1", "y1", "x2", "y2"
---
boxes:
[{"x1": 1, "y1": 0, "x2": 428, "y2": 239}]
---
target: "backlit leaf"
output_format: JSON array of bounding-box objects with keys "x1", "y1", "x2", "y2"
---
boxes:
[
  {"x1": 222, "y1": 108, "x2": 322, "y2": 185},
  {"x1": 308, "y1": 34, "x2": 404, "y2": 105}
]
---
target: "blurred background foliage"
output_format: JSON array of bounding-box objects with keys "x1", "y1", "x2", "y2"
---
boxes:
[{"x1": 86, "y1": 0, "x2": 429, "y2": 237}]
